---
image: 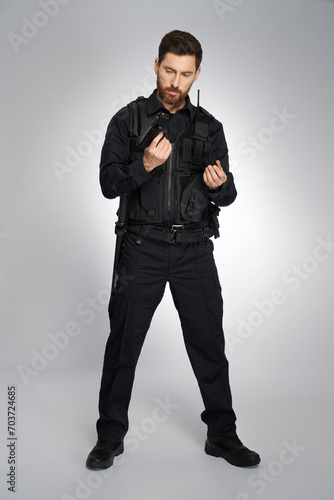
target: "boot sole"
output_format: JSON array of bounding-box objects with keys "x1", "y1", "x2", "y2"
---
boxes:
[
  {"x1": 205, "y1": 442, "x2": 260, "y2": 468},
  {"x1": 86, "y1": 442, "x2": 124, "y2": 471}
]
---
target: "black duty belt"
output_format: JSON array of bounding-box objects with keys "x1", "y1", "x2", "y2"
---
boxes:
[{"x1": 126, "y1": 224, "x2": 213, "y2": 244}]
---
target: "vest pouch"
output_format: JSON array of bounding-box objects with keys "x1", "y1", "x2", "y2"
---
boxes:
[
  {"x1": 138, "y1": 168, "x2": 164, "y2": 221},
  {"x1": 127, "y1": 189, "x2": 138, "y2": 219},
  {"x1": 177, "y1": 138, "x2": 212, "y2": 176},
  {"x1": 180, "y1": 173, "x2": 208, "y2": 222}
]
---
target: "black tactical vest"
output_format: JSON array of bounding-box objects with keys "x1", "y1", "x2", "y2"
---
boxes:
[{"x1": 126, "y1": 96, "x2": 220, "y2": 228}]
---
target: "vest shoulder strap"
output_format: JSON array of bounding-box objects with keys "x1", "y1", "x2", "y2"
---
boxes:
[
  {"x1": 127, "y1": 96, "x2": 146, "y2": 137},
  {"x1": 198, "y1": 105, "x2": 213, "y2": 119}
]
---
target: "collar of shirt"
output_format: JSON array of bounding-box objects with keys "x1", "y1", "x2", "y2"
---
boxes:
[{"x1": 147, "y1": 89, "x2": 193, "y2": 117}]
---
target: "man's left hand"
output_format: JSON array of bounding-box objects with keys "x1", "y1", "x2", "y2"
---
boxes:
[{"x1": 203, "y1": 160, "x2": 227, "y2": 190}]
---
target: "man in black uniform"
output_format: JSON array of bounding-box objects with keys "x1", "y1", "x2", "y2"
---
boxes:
[{"x1": 86, "y1": 30, "x2": 260, "y2": 470}]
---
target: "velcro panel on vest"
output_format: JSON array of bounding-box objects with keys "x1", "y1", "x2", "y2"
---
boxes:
[
  {"x1": 182, "y1": 138, "x2": 192, "y2": 162},
  {"x1": 192, "y1": 140, "x2": 204, "y2": 165}
]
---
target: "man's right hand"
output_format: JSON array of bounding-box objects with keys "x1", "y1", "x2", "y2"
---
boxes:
[{"x1": 142, "y1": 132, "x2": 172, "y2": 173}]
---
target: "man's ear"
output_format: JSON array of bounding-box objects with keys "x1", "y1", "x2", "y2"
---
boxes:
[
  {"x1": 194, "y1": 66, "x2": 201, "y2": 83},
  {"x1": 154, "y1": 57, "x2": 159, "y2": 75}
]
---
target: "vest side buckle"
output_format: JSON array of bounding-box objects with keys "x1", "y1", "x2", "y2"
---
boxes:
[{"x1": 202, "y1": 226, "x2": 210, "y2": 241}]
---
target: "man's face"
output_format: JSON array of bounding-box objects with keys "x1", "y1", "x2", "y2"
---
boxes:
[{"x1": 155, "y1": 52, "x2": 201, "y2": 111}]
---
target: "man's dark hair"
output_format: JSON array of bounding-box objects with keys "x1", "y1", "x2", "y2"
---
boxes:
[{"x1": 158, "y1": 30, "x2": 202, "y2": 70}]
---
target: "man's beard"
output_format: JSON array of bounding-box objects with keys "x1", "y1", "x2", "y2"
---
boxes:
[{"x1": 156, "y1": 75, "x2": 185, "y2": 106}]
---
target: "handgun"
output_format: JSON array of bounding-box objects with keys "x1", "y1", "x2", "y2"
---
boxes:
[{"x1": 136, "y1": 111, "x2": 170, "y2": 149}]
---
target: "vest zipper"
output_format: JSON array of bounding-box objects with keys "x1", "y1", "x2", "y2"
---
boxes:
[{"x1": 166, "y1": 143, "x2": 174, "y2": 223}]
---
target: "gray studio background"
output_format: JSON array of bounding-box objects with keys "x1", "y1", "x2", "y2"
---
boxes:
[{"x1": 1, "y1": 1, "x2": 333, "y2": 499}]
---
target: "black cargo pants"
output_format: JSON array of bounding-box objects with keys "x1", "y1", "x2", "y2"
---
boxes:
[{"x1": 96, "y1": 232, "x2": 237, "y2": 441}]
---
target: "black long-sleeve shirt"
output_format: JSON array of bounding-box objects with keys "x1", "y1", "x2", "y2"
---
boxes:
[{"x1": 99, "y1": 90, "x2": 237, "y2": 207}]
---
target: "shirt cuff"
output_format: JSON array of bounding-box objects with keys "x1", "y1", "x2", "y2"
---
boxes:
[{"x1": 207, "y1": 183, "x2": 225, "y2": 199}]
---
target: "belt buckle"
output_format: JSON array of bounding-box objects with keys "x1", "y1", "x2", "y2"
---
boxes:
[{"x1": 170, "y1": 225, "x2": 184, "y2": 243}]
